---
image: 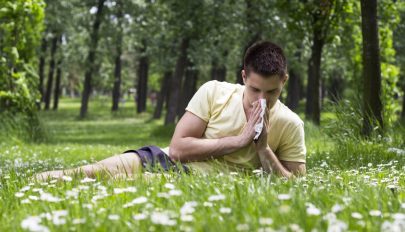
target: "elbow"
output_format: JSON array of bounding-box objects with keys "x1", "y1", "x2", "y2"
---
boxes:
[
  {"x1": 169, "y1": 138, "x2": 191, "y2": 162},
  {"x1": 289, "y1": 166, "x2": 306, "y2": 178},
  {"x1": 294, "y1": 165, "x2": 306, "y2": 176},
  {"x1": 168, "y1": 147, "x2": 183, "y2": 162}
]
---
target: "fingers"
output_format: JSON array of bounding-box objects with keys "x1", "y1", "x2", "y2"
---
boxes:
[
  {"x1": 248, "y1": 113, "x2": 260, "y2": 129},
  {"x1": 263, "y1": 110, "x2": 270, "y2": 132},
  {"x1": 247, "y1": 101, "x2": 265, "y2": 128},
  {"x1": 255, "y1": 101, "x2": 265, "y2": 121}
]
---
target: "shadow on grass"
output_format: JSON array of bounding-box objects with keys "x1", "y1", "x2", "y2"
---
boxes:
[{"x1": 37, "y1": 97, "x2": 174, "y2": 148}]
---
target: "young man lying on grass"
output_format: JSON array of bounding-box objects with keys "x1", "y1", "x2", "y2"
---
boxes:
[{"x1": 35, "y1": 41, "x2": 306, "y2": 180}]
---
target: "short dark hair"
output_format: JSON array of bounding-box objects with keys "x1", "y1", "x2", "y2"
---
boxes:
[{"x1": 243, "y1": 41, "x2": 287, "y2": 78}]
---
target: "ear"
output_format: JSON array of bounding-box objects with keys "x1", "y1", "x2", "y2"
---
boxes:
[
  {"x1": 241, "y1": 70, "x2": 247, "y2": 85},
  {"x1": 282, "y1": 74, "x2": 289, "y2": 85}
]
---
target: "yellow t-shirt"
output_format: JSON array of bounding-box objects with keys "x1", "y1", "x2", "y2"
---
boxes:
[{"x1": 161, "y1": 80, "x2": 306, "y2": 173}]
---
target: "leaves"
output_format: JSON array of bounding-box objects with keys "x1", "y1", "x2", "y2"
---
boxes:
[{"x1": 0, "y1": 0, "x2": 44, "y2": 114}]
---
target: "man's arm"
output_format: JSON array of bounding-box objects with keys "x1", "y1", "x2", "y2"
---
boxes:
[
  {"x1": 257, "y1": 147, "x2": 306, "y2": 178},
  {"x1": 169, "y1": 112, "x2": 244, "y2": 162},
  {"x1": 255, "y1": 111, "x2": 306, "y2": 178},
  {"x1": 169, "y1": 103, "x2": 263, "y2": 162},
  {"x1": 281, "y1": 160, "x2": 306, "y2": 175}
]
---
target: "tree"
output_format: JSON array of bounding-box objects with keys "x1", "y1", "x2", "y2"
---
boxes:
[
  {"x1": 153, "y1": 71, "x2": 172, "y2": 119},
  {"x1": 0, "y1": 0, "x2": 44, "y2": 113},
  {"x1": 402, "y1": 81, "x2": 405, "y2": 119},
  {"x1": 37, "y1": 37, "x2": 47, "y2": 106},
  {"x1": 177, "y1": 59, "x2": 198, "y2": 118},
  {"x1": 111, "y1": 0, "x2": 123, "y2": 111},
  {"x1": 136, "y1": 39, "x2": 149, "y2": 113},
  {"x1": 206, "y1": 1, "x2": 242, "y2": 83},
  {"x1": 211, "y1": 56, "x2": 227, "y2": 81},
  {"x1": 53, "y1": 35, "x2": 63, "y2": 110},
  {"x1": 40, "y1": 0, "x2": 75, "y2": 110},
  {"x1": 124, "y1": 0, "x2": 160, "y2": 114},
  {"x1": 44, "y1": 35, "x2": 58, "y2": 110},
  {"x1": 304, "y1": 0, "x2": 343, "y2": 125},
  {"x1": 236, "y1": 0, "x2": 267, "y2": 84},
  {"x1": 286, "y1": 69, "x2": 302, "y2": 111},
  {"x1": 360, "y1": 0, "x2": 383, "y2": 135},
  {"x1": 80, "y1": 0, "x2": 105, "y2": 118},
  {"x1": 393, "y1": 1, "x2": 405, "y2": 120},
  {"x1": 165, "y1": 37, "x2": 189, "y2": 124},
  {"x1": 163, "y1": 0, "x2": 208, "y2": 125}
]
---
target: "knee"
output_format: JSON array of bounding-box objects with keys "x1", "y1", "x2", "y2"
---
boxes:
[{"x1": 117, "y1": 153, "x2": 143, "y2": 172}]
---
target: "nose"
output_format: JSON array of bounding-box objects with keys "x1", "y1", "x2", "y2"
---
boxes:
[{"x1": 258, "y1": 91, "x2": 266, "y2": 99}]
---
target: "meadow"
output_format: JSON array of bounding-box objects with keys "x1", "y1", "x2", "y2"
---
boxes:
[{"x1": 0, "y1": 98, "x2": 404, "y2": 232}]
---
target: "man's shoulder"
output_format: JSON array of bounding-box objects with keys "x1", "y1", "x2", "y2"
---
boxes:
[
  {"x1": 202, "y1": 80, "x2": 242, "y2": 93},
  {"x1": 274, "y1": 101, "x2": 304, "y2": 128}
]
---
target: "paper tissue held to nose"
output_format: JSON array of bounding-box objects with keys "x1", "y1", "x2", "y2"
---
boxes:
[{"x1": 253, "y1": 99, "x2": 266, "y2": 142}]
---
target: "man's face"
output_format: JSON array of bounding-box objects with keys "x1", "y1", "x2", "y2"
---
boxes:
[{"x1": 242, "y1": 70, "x2": 287, "y2": 109}]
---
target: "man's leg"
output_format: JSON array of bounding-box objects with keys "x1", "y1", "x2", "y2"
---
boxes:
[{"x1": 35, "y1": 152, "x2": 142, "y2": 180}]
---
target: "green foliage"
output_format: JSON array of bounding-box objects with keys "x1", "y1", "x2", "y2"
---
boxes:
[
  {"x1": 0, "y1": 0, "x2": 45, "y2": 114},
  {"x1": 321, "y1": 0, "x2": 403, "y2": 129},
  {"x1": 321, "y1": 98, "x2": 404, "y2": 169},
  {"x1": 0, "y1": 111, "x2": 46, "y2": 143},
  {"x1": 378, "y1": 0, "x2": 403, "y2": 126},
  {"x1": 324, "y1": 99, "x2": 364, "y2": 142},
  {"x1": 0, "y1": 0, "x2": 45, "y2": 141}
]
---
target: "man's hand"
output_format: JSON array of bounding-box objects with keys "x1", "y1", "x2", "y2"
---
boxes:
[
  {"x1": 254, "y1": 105, "x2": 270, "y2": 152},
  {"x1": 238, "y1": 100, "x2": 263, "y2": 147}
]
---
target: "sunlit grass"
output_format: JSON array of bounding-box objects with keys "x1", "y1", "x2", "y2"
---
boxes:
[{"x1": 0, "y1": 97, "x2": 404, "y2": 231}]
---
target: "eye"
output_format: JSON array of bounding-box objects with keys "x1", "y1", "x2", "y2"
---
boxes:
[{"x1": 251, "y1": 88, "x2": 260, "y2": 92}]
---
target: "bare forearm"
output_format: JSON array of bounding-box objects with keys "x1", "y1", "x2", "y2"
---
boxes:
[
  {"x1": 257, "y1": 147, "x2": 293, "y2": 178},
  {"x1": 170, "y1": 136, "x2": 243, "y2": 162}
]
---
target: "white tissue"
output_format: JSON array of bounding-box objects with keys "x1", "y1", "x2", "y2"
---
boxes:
[{"x1": 254, "y1": 99, "x2": 266, "y2": 141}]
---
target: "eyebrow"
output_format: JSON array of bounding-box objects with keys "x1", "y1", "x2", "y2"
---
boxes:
[{"x1": 251, "y1": 86, "x2": 278, "y2": 92}]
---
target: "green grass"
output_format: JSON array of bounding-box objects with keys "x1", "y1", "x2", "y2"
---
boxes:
[{"x1": 0, "y1": 97, "x2": 404, "y2": 231}]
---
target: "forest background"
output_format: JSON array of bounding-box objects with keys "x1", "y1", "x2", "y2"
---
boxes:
[{"x1": 0, "y1": 1, "x2": 405, "y2": 231}]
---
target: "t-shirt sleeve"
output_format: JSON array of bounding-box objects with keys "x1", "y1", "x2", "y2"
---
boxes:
[
  {"x1": 276, "y1": 122, "x2": 306, "y2": 163},
  {"x1": 185, "y1": 81, "x2": 215, "y2": 122}
]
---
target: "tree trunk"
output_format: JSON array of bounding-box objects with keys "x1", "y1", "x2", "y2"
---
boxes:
[
  {"x1": 53, "y1": 36, "x2": 63, "y2": 110},
  {"x1": 38, "y1": 37, "x2": 47, "y2": 107},
  {"x1": 136, "y1": 40, "x2": 148, "y2": 113},
  {"x1": 305, "y1": 27, "x2": 324, "y2": 125},
  {"x1": 111, "y1": 0, "x2": 123, "y2": 112},
  {"x1": 165, "y1": 75, "x2": 171, "y2": 113},
  {"x1": 153, "y1": 71, "x2": 171, "y2": 119},
  {"x1": 360, "y1": 0, "x2": 383, "y2": 136},
  {"x1": 211, "y1": 49, "x2": 227, "y2": 82},
  {"x1": 44, "y1": 36, "x2": 58, "y2": 110},
  {"x1": 211, "y1": 58, "x2": 226, "y2": 82},
  {"x1": 236, "y1": 0, "x2": 262, "y2": 84},
  {"x1": 328, "y1": 70, "x2": 344, "y2": 102},
  {"x1": 177, "y1": 61, "x2": 198, "y2": 118},
  {"x1": 69, "y1": 76, "x2": 76, "y2": 98},
  {"x1": 286, "y1": 69, "x2": 300, "y2": 111},
  {"x1": 165, "y1": 38, "x2": 189, "y2": 125},
  {"x1": 402, "y1": 81, "x2": 405, "y2": 120},
  {"x1": 80, "y1": 0, "x2": 105, "y2": 118}
]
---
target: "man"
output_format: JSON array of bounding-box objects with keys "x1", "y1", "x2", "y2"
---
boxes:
[{"x1": 35, "y1": 41, "x2": 306, "y2": 180}]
